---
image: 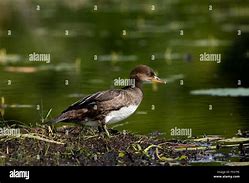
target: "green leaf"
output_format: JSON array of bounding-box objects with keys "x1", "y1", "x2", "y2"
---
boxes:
[
  {"x1": 118, "y1": 151, "x2": 125, "y2": 158},
  {"x1": 177, "y1": 155, "x2": 188, "y2": 161}
]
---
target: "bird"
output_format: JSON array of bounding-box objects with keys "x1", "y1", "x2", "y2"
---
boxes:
[{"x1": 50, "y1": 65, "x2": 166, "y2": 137}]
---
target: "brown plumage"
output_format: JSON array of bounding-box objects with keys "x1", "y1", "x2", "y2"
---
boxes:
[{"x1": 50, "y1": 65, "x2": 166, "y2": 137}]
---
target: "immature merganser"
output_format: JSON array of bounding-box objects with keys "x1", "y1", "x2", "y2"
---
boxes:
[{"x1": 51, "y1": 65, "x2": 166, "y2": 137}]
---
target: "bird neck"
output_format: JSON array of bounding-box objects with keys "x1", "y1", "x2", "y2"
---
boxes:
[
  {"x1": 129, "y1": 76, "x2": 143, "y2": 90},
  {"x1": 135, "y1": 80, "x2": 143, "y2": 90}
]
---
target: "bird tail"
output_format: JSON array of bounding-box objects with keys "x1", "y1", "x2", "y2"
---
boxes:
[{"x1": 44, "y1": 115, "x2": 67, "y2": 125}]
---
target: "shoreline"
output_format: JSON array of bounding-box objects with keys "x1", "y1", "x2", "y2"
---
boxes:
[{"x1": 0, "y1": 125, "x2": 248, "y2": 166}]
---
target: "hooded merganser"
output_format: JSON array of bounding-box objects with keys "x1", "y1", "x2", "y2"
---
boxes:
[{"x1": 50, "y1": 65, "x2": 166, "y2": 137}]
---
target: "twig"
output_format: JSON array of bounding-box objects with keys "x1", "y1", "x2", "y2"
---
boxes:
[
  {"x1": 21, "y1": 133, "x2": 65, "y2": 145},
  {"x1": 0, "y1": 133, "x2": 65, "y2": 145}
]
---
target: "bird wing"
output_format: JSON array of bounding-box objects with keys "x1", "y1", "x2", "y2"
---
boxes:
[
  {"x1": 51, "y1": 89, "x2": 125, "y2": 123},
  {"x1": 62, "y1": 89, "x2": 123, "y2": 113}
]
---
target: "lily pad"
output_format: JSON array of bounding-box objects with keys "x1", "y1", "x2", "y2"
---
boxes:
[
  {"x1": 225, "y1": 162, "x2": 249, "y2": 166},
  {"x1": 218, "y1": 137, "x2": 249, "y2": 143},
  {"x1": 190, "y1": 88, "x2": 249, "y2": 97}
]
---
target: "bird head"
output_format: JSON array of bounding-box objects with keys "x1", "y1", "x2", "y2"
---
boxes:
[{"x1": 130, "y1": 65, "x2": 166, "y2": 84}]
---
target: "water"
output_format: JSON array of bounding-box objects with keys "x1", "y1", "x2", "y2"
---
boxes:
[{"x1": 0, "y1": 0, "x2": 249, "y2": 139}]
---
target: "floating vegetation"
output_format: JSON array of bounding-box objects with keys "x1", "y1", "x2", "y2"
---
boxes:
[
  {"x1": 0, "y1": 49, "x2": 21, "y2": 64},
  {"x1": 169, "y1": 39, "x2": 231, "y2": 47},
  {"x1": 136, "y1": 111, "x2": 148, "y2": 115},
  {"x1": 4, "y1": 66, "x2": 38, "y2": 73},
  {"x1": 68, "y1": 93, "x2": 88, "y2": 98},
  {"x1": 96, "y1": 54, "x2": 137, "y2": 62},
  {"x1": 190, "y1": 88, "x2": 249, "y2": 97},
  {"x1": 221, "y1": 24, "x2": 249, "y2": 33},
  {"x1": 136, "y1": 22, "x2": 185, "y2": 34},
  {"x1": 0, "y1": 97, "x2": 34, "y2": 117},
  {"x1": 39, "y1": 63, "x2": 77, "y2": 72},
  {"x1": 3, "y1": 62, "x2": 79, "y2": 73},
  {"x1": 228, "y1": 7, "x2": 249, "y2": 17},
  {"x1": 152, "y1": 50, "x2": 192, "y2": 63},
  {"x1": 6, "y1": 104, "x2": 34, "y2": 108},
  {"x1": 165, "y1": 74, "x2": 184, "y2": 84}
]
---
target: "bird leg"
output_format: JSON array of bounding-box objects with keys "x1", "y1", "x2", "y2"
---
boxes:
[
  {"x1": 47, "y1": 125, "x2": 53, "y2": 135},
  {"x1": 98, "y1": 126, "x2": 104, "y2": 133},
  {"x1": 103, "y1": 124, "x2": 110, "y2": 138},
  {"x1": 98, "y1": 121, "x2": 110, "y2": 138},
  {"x1": 98, "y1": 124, "x2": 118, "y2": 137}
]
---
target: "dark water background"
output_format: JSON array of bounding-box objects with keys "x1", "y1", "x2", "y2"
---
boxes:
[{"x1": 0, "y1": 0, "x2": 249, "y2": 139}]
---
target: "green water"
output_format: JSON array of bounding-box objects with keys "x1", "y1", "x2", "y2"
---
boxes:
[{"x1": 0, "y1": 0, "x2": 249, "y2": 138}]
